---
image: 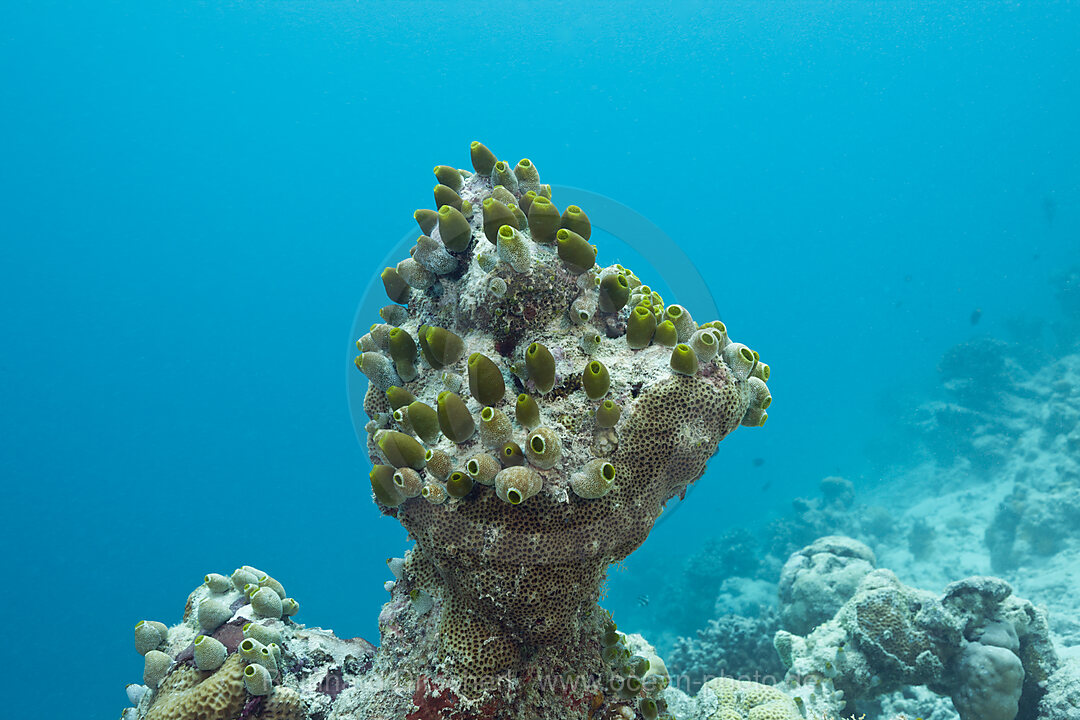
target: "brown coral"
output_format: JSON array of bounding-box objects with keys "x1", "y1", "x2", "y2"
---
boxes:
[{"x1": 143, "y1": 651, "x2": 307, "y2": 720}]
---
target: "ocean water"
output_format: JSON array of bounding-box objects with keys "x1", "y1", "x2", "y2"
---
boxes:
[{"x1": 1, "y1": 2, "x2": 1077, "y2": 718}]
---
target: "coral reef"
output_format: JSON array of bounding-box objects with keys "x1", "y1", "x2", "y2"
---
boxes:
[
  {"x1": 980, "y1": 352, "x2": 1080, "y2": 575},
  {"x1": 619, "y1": 345, "x2": 1080, "y2": 720},
  {"x1": 654, "y1": 516, "x2": 1080, "y2": 720},
  {"x1": 666, "y1": 609, "x2": 785, "y2": 689},
  {"x1": 890, "y1": 347, "x2": 1080, "y2": 647},
  {"x1": 120, "y1": 143, "x2": 772, "y2": 720},
  {"x1": 649, "y1": 479, "x2": 893, "y2": 683},
  {"x1": 650, "y1": 527, "x2": 765, "y2": 638},
  {"x1": 909, "y1": 337, "x2": 1038, "y2": 472},
  {"x1": 1037, "y1": 656, "x2": 1080, "y2": 720},
  {"x1": 774, "y1": 569, "x2": 1060, "y2": 720},
  {"x1": 765, "y1": 477, "x2": 897, "y2": 573},
  {"x1": 869, "y1": 685, "x2": 968, "y2": 720},
  {"x1": 118, "y1": 142, "x2": 1080, "y2": 720},
  {"x1": 986, "y1": 479, "x2": 1080, "y2": 574},
  {"x1": 354, "y1": 141, "x2": 770, "y2": 716},
  {"x1": 936, "y1": 338, "x2": 1024, "y2": 412}
]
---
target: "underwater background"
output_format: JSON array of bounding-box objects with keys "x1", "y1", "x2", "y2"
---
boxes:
[{"x1": 1, "y1": 2, "x2": 1077, "y2": 718}]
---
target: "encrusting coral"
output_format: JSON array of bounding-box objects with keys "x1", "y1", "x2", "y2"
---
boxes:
[
  {"x1": 693, "y1": 677, "x2": 803, "y2": 720},
  {"x1": 351, "y1": 142, "x2": 771, "y2": 717}
]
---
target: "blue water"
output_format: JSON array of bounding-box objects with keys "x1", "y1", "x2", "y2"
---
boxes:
[{"x1": 1, "y1": 3, "x2": 1076, "y2": 717}]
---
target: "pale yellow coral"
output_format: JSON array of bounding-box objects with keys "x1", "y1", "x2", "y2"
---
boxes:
[
  {"x1": 145, "y1": 653, "x2": 247, "y2": 720},
  {"x1": 699, "y1": 677, "x2": 803, "y2": 720},
  {"x1": 259, "y1": 686, "x2": 304, "y2": 720},
  {"x1": 143, "y1": 652, "x2": 305, "y2": 720}
]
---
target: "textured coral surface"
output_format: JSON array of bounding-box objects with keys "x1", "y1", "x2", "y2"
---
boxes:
[
  {"x1": 354, "y1": 142, "x2": 770, "y2": 715},
  {"x1": 691, "y1": 677, "x2": 802, "y2": 720},
  {"x1": 145, "y1": 654, "x2": 248, "y2": 720}
]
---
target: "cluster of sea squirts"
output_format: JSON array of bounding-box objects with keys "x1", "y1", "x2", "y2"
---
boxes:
[
  {"x1": 357, "y1": 141, "x2": 771, "y2": 513},
  {"x1": 125, "y1": 567, "x2": 304, "y2": 720},
  {"x1": 599, "y1": 610, "x2": 672, "y2": 720}
]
